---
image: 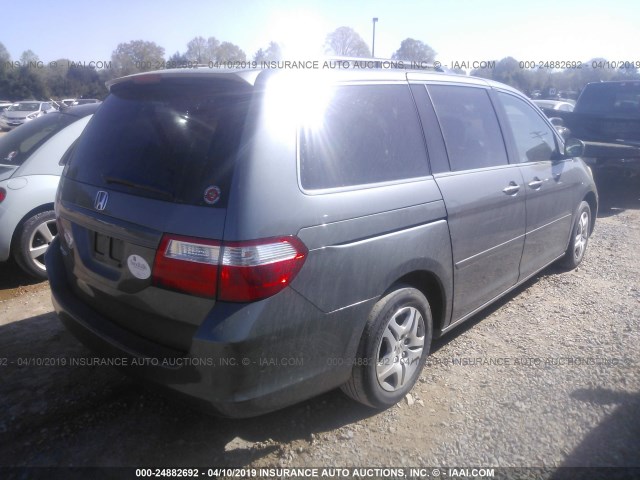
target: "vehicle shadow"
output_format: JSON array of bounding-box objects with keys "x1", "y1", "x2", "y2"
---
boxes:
[
  {"x1": 551, "y1": 388, "x2": 640, "y2": 472},
  {"x1": 594, "y1": 171, "x2": 640, "y2": 218},
  {"x1": 0, "y1": 311, "x2": 381, "y2": 468},
  {"x1": 0, "y1": 259, "x2": 44, "y2": 291},
  {"x1": 429, "y1": 271, "x2": 542, "y2": 354}
]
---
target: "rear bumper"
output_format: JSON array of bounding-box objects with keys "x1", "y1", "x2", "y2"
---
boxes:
[{"x1": 45, "y1": 238, "x2": 373, "y2": 417}]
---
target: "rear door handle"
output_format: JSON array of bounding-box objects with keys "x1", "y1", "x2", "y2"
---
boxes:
[
  {"x1": 502, "y1": 182, "x2": 520, "y2": 195},
  {"x1": 528, "y1": 178, "x2": 544, "y2": 189}
]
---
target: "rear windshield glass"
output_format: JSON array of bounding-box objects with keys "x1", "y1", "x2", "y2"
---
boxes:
[
  {"x1": 65, "y1": 78, "x2": 253, "y2": 206},
  {"x1": 575, "y1": 82, "x2": 640, "y2": 116},
  {"x1": 0, "y1": 112, "x2": 77, "y2": 167}
]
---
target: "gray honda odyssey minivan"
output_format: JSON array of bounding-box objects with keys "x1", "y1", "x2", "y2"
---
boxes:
[{"x1": 47, "y1": 66, "x2": 597, "y2": 417}]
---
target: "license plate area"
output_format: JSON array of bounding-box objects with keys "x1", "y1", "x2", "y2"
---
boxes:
[{"x1": 93, "y1": 231, "x2": 125, "y2": 267}]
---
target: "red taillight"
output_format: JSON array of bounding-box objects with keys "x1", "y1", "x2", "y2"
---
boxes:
[
  {"x1": 219, "y1": 237, "x2": 307, "y2": 302},
  {"x1": 0, "y1": 188, "x2": 6, "y2": 203},
  {"x1": 152, "y1": 235, "x2": 307, "y2": 302},
  {"x1": 153, "y1": 235, "x2": 221, "y2": 298},
  {"x1": 132, "y1": 73, "x2": 162, "y2": 84}
]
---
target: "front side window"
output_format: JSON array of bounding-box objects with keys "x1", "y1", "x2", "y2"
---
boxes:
[
  {"x1": 428, "y1": 85, "x2": 508, "y2": 171},
  {"x1": 498, "y1": 92, "x2": 557, "y2": 163},
  {"x1": 299, "y1": 84, "x2": 429, "y2": 190}
]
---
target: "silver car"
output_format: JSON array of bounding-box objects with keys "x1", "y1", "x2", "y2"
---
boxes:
[
  {"x1": 533, "y1": 99, "x2": 575, "y2": 112},
  {"x1": 0, "y1": 101, "x2": 56, "y2": 131},
  {"x1": 0, "y1": 104, "x2": 99, "y2": 278},
  {"x1": 0, "y1": 100, "x2": 13, "y2": 113}
]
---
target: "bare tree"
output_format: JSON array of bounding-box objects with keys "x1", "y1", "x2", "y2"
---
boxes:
[
  {"x1": 185, "y1": 36, "x2": 221, "y2": 64},
  {"x1": 19, "y1": 50, "x2": 40, "y2": 65},
  {"x1": 0, "y1": 42, "x2": 11, "y2": 63},
  {"x1": 111, "y1": 40, "x2": 165, "y2": 76},
  {"x1": 324, "y1": 27, "x2": 371, "y2": 57},
  {"x1": 391, "y1": 38, "x2": 436, "y2": 63},
  {"x1": 206, "y1": 37, "x2": 221, "y2": 61},
  {"x1": 254, "y1": 42, "x2": 282, "y2": 62},
  {"x1": 215, "y1": 42, "x2": 245, "y2": 62},
  {"x1": 186, "y1": 36, "x2": 206, "y2": 63}
]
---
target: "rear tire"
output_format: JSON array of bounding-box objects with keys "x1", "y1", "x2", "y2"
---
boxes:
[
  {"x1": 341, "y1": 286, "x2": 432, "y2": 408},
  {"x1": 12, "y1": 210, "x2": 57, "y2": 280},
  {"x1": 560, "y1": 201, "x2": 591, "y2": 270}
]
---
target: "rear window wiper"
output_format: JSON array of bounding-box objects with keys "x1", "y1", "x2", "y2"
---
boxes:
[{"x1": 103, "y1": 175, "x2": 174, "y2": 201}]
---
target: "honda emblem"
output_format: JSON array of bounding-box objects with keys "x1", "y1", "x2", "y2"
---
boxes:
[{"x1": 94, "y1": 191, "x2": 109, "y2": 211}]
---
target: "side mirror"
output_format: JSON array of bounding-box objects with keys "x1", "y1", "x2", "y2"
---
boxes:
[{"x1": 564, "y1": 138, "x2": 585, "y2": 158}]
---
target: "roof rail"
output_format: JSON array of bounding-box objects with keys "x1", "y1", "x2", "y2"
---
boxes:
[{"x1": 323, "y1": 56, "x2": 446, "y2": 73}]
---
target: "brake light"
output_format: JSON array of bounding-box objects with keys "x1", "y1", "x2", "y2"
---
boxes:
[
  {"x1": 132, "y1": 73, "x2": 162, "y2": 84},
  {"x1": 152, "y1": 235, "x2": 307, "y2": 301},
  {"x1": 0, "y1": 188, "x2": 5, "y2": 203},
  {"x1": 153, "y1": 235, "x2": 221, "y2": 297},
  {"x1": 219, "y1": 237, "x2": 307, "y2": 302}
]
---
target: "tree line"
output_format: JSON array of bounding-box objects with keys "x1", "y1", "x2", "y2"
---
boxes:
[
  {"x1": 0, "y1": 28, "x2": 437, "y2": 100},
  {"x1": 470, "y1": 56, "x2": 640, "y2": 98},
  {"x1": 1, "y1": 27, "x2": 638, "y2": 101}
]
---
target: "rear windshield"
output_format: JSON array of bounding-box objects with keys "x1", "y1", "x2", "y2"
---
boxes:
[
  {"x1": 65, "y1": 78, "x2": 253, "y2": 206},
  {"x1": 0, "y1": 112, "x2": 78, "y2": 167},
  {"x1": 575, "y1": 82, "x2": 640, "y2": 116}
]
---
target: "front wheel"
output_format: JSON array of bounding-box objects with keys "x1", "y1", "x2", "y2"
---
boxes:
[
  {"x1": 341, "y1": 286, "x2": 433, "y2": 409},
  {"x1": 560, "y1": 201, "x2": 591, "y2": 270},
  {"x1": 12, "y1": 210, "x2": 57, "y2": 280}
]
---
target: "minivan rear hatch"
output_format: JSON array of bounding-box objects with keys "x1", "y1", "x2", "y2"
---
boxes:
[{"x1": 57, "y1": 74, "x2": 254, "y2": 351}]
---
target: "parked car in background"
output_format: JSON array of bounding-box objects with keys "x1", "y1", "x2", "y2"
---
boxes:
[
  {"x1": 0, "y1": 101, "x2": 56, "y2": 130},
  {"x1": 61, "y1": 99, "x2": 77, "y2": 107},
  {"x1": 534, "y1": 100, "x2": 575, "y2": 139},
  {"x1": 72, "y1": 99, "x2": 101, "y2": 106},
  {"x1": 47, "y1": 67, "x2": 597, "y2": 417},
  {"x1": 0, "y1": 103, "x2": 100, "y2": 278},
  {"x1": 0, "y1": 100, "x2": 14, "y2": 113},
  {"x1": 557, "y1": 90, "x2": 579, "y2": 102},
  {"x1": 549, "y1": 81, "x2": 640, "y2": 175},
  {"x1": 533, "y1": 99, "x2": 575, "y2": 113}
]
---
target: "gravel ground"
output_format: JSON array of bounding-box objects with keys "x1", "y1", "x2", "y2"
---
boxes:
[{"x1": 0, "y1": 173, "x2": 638, "y2": 476}]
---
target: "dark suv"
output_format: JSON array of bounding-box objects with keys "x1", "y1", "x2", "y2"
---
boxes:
[{"x1": 47, "y1": 67, "x2": 597, "y2": 417}]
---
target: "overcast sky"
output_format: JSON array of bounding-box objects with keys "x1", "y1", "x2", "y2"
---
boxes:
[{"x1": 2, "y1": 0, "x2": 639, "y2": 67}]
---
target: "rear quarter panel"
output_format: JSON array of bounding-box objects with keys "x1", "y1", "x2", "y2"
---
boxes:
[{"x1": 226, "y1": 85, "x2": 453, "y2": 318}]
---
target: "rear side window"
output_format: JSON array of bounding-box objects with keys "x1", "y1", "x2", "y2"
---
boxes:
[
  {"x1": 428, "y1": 85, "x2": 508, "y2": 171},
  {"x1": 66, "y1": 78, "x2": 252, "y2": 206},
  {"x1": 299, "y1": 84, "x2": 429, "y2": 190}
]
